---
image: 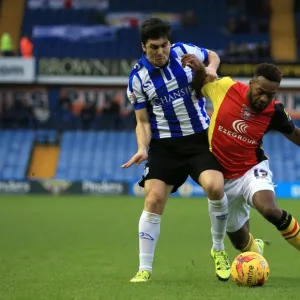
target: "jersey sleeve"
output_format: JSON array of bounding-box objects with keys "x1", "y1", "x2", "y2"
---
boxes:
[
  {"x1": 127, "y1": 73, "x2": 147, "y2": 110},
  {"x1": 269, "y1": 102, "x2": 295, "y2": 134},
  {"x1": 201, "y1": 77, "x2": 235, "y2": 108},
  {"x1": 179, "y1": 43, "x2": 208, "y2": 62}
]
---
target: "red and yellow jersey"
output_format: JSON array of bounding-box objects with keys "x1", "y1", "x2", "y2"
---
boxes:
[{"x1": 201, "y1": 77, "x2": 295, "y2": 179}]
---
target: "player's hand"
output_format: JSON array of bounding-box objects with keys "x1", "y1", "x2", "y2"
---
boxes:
[
  {"x1": 181, "y1": 54, "x2": 204, "y2": 71},
  {"x1": 205, "y1": 67, "x2": 218, "y2": 80},
  {"x1": 121, "y1": 149, "x2": 148, "y2": 168}
]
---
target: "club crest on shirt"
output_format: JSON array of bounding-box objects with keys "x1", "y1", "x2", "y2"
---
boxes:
[{"x1": 241, "y1": 104, "x2": 253, "y2": 120}]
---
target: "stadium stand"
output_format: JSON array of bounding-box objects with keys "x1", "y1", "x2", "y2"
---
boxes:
[
  {"x1": 55, "y1": 131, "x2": 143, "y2": 181},
  {"x1": 0, "y1": 0, "x2": 298, "y2": 187},
  {"x1": 0, "y1": 128, "x2": 299, "y2": 183},
  {"x1": 22, "y1": 0, "x2": 270, "y2": 60},
  {"x1": 0, "y1": 130, "x2": 35, "y2": 180},
  {"x1": 52, "y1": 130, "x2": 300, "y2": 183},
  {"x1": 0, "y1": 129, "x2": 60, "y2": 180}
]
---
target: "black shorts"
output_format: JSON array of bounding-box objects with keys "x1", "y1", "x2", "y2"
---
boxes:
[{"x1": 138, "y1": 130, "x2": 222, "y2": 193}]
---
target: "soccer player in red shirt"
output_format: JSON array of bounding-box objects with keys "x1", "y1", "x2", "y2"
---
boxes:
[{"x1": 182, "y1": 54, "x2": 300, "y2": 255}]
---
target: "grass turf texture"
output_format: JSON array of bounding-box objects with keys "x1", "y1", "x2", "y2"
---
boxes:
[{"x1": 0, "y1": 196, "x2": 300, "y2": 300}]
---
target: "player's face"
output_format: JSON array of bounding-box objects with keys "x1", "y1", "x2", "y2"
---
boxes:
[
  {"x1": 142, "y1": 37, "x2": 171, "y2": 67},
  {"x1": 248, "y1": 76, "x2": 280, "y2": 112}
]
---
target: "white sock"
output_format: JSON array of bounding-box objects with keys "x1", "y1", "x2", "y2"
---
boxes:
[
  {"x1": 208, "y1": 194, "x2": 228, "y2": 251},
  {"x1": 138, "y1": 210, "x2": 161, "y2": 273}
]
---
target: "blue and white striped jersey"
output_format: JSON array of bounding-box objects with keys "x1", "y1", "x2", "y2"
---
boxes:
[{"x1": 127, "y1": 42, "x2": 210, "y2": 139}]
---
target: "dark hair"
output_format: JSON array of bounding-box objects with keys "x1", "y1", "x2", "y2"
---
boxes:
[
  {"x1": 140, "y1": 17, "x2": 171, "y2": 45},
  {"x1": 254, "y1": 63, "x2": 283, "y2": 83}
]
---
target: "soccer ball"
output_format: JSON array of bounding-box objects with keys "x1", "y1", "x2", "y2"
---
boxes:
[{"x1": 231, "y1": 252, "x2": 270, "y2": 287}]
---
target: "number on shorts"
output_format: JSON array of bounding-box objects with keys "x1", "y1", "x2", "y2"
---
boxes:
[{"x1": 254, "y1": 168, "x2": 268, "y2": 178}]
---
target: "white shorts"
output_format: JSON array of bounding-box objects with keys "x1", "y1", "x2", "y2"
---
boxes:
[{"x1": 225, "y1": 160, "x2": 275, "y2": 233}]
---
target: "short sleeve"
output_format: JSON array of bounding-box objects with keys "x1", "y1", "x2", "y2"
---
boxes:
[
  {"x1": 176, "y1": 43, "x2": 208, "y2": 63},
  {"x1": 186, "y1": 44, "x2": 208, "y2": 62},
  {"x1": 127, "y1": 74, "x2": 147, "y2": 110},
  {"x1": 201, "y1": 77, "x2": 235, "y2": 108},
  {"x1": 269, "y1": 102, "x2": 295, "y2": 134}
]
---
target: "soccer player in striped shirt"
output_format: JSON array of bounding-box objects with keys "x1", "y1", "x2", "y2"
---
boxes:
[
  {"x1": 122, "y1": 17, "x2": 231, "y2": 282},
  {"x1": 185, "y1": 55, "x2": 300, "y2": 259}
]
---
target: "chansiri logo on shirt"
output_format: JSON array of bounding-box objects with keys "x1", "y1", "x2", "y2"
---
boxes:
[
  {"x1": 232, "y1": 120, "x2": 249, "y2": 134},
  {"x1": 152, "y1": 85, "x2": 193, "y2": 106}
]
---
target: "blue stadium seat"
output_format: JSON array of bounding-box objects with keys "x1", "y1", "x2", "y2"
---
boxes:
[
  {"x1": 55, "y1": 131, "x2": 300, "y2": 183},
  {"x1": 14, "y1": 167, "x2": 26, "y2": 180},
  {"x1": 35, "y1": 130, "x2": 58, "y2": 143},
  {"x1": 0, "y1": 130, "x2": 35, "y2": 180},
  {"x1": 22, "y1": 0, "x2": 270, "y2": 59}
]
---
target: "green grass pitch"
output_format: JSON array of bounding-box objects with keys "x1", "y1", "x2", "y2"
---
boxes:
[{"x1": 1, "y1": 196, "x2": 300, "y2": 300}]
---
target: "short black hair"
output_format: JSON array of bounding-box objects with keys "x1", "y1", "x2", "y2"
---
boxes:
[
  {"x1": 254, "y1": 63, "x2": 283, "y2": 83},
  {"x1": 140, "y1": 17, "x2": 171, "y2": 45}
]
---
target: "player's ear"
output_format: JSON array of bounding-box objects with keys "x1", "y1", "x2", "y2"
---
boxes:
[{"x1": 141, "y1": 43, "x2": 146, "y2": 53}]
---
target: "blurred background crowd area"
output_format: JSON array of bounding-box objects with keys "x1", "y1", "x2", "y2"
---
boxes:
[
  {"x1": 0, "y1": 0, "x2": 299, "y2": 184},
  {"x1": 2, "y1": 0, "x2": 299, "y2": 60},
  {"x1": 0, "y1": 0, "x2": 287, "y2": 60},
  {"x1": 0, "y1": 0, "x2": 299, "y2": 132},
  {"x1": 0, "y1": 87, "x2": 135, "y2": 131}
]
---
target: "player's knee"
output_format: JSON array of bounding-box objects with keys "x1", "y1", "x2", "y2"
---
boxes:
[
  {"x1": 144, "y1": 191, "x2": 167, "y2": 213},
  {"x1": 199, "y1": 170, "x2": 224, "y2": 200},
  {"x1": 203, "y1": 181, "x2": 224, "y2": 200},
  {"x1": 260, "y1": 206, "x2": 282, "y2": 224}
]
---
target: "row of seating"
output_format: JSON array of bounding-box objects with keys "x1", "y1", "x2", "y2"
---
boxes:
[
  {"x1": 56, "y1": 131, "x2": 142, "y2": 180},
  {"x1": 0, "y1": 130, "x2": 35, "y2": 180},
  {"x1": 0, "y1": 130, "x2": 298, "y2": 182},
  {"x1": 22, "y1": 4, "x2": 269, "y2": 58},
  {"x1": 55, "y1": 131, "x2": 300, "y2": 182}
]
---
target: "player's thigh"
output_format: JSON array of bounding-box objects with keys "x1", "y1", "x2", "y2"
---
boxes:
[
  {"x1": 242, "y1": 160, "x2": 276, "y2": 208},
  {"x1": 225, "y1": 177, "x2": 250, "y2": 233},
  {"x1": 189, "y1": 150, "x2": 224, "y2": 199}
]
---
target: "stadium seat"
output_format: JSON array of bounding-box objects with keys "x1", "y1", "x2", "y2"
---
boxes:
[
  {"x1": 55, "y1": 131, "x2": 300, "y2": 183},
  {"x1": 56, "y1": 131, "x2": 143, "y2": 181},
  {"x1": 0, "y1": 130, "x2": 35, "y2": 181},
  {"x1": 0, "y1": 130, "x2": 298, "y2": 183},
  {"x1": 22, "y1": 1, "x2": 270, "y2": 59}
]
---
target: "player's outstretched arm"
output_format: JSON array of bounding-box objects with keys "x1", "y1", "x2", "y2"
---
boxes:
[
  {"x1": 205, "y1": 49, "x2": 220, "y2": 79},
  {"x1": 121, "y1": 108, "x2": 151, "y2": 168},
  {"x1": 284, "y1": 126, "x2": 300, "y2": 146}
]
